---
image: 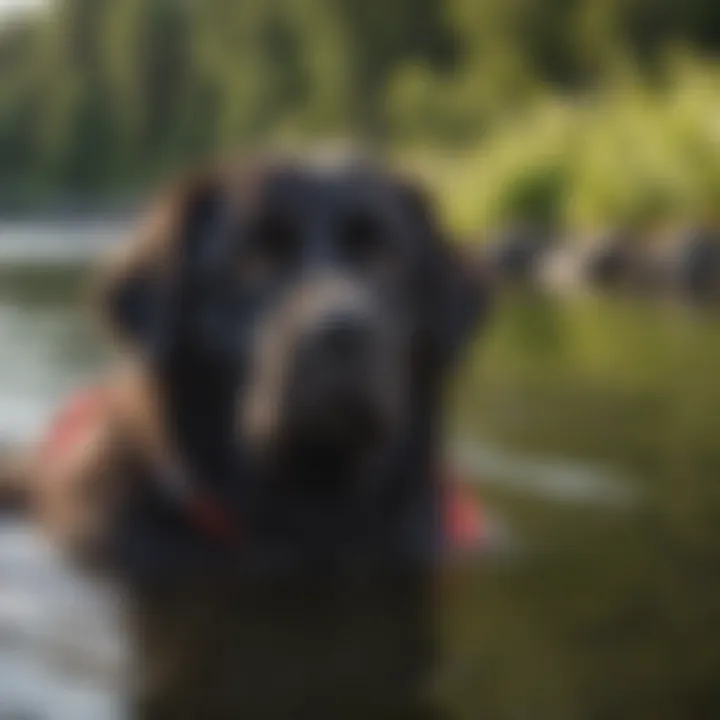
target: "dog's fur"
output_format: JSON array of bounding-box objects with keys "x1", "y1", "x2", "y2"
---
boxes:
[{"x1": 30, "y1": 154, "x2": 488, "y2": 719}]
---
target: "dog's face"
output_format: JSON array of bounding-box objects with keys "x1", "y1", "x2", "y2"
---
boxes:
[{"x1": 103, "y1": 156, "x2": 485, "y2": 474}]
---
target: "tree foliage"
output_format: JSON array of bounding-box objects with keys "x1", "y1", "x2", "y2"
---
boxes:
[{"x1": 1, "y1": 0, "x2": 720, "y2": 197}]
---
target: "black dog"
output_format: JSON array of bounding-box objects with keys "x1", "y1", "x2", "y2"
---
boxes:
[{"x1": 33, "y1": 153, "x2": 487, "y2": 719}]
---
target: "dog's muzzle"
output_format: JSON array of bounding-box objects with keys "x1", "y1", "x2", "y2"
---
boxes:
[
  {"x1": 241, "y1": 273, "x2": 405, "y2": 459},
  {"x1": 289, "y1": 308, "x2": 385, "y2": 446}
]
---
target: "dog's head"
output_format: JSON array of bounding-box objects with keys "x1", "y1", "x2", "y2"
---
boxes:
[{"x1": 102, "y1": 155, "x2": 487, "y2": 480}]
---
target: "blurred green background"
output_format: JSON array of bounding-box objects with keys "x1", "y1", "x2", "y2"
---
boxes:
[
  {"x1": 2, "y1": 2, "x2": 720, "y2": 719},
  {"x1": 4, "y1": 0, "x2": 720, "y2": 233}
]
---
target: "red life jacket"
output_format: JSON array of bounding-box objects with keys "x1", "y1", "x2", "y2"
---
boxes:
[{"x1": 40, "y1": 385, "x2": 488, "y2": 554}]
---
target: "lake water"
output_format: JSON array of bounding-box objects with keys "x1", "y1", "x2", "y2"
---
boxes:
[
  {"x1": 0, "y1": 218, "x2": 130, "y2": 445},
  {"x1": 1, "y1": 220, "x2": 720, "y2": 718}
]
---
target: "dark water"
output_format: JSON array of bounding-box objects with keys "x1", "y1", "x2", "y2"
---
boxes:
[
  {"x1": 1, "y1": 226, "x2": 720, "y2": 718},
  {"x1": 447, "y1": 290, "x2": 720, "y2": 720}
]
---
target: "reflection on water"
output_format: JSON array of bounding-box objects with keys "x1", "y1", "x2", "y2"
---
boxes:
[
  {"x1": 0, "y1": 522, "x2": 124, "y2": 720},
  {"x1": 1, "y1": 229, "x2": 720, "y2": 717},
  {"x1": 0, "y1": 266, "x2": 106, "y2": 445},
  {"x1": 0, "y1": 217, "x2": 132, "y2": 266},
  {"x1": 0, "y1": 218, "x2": 128, "y2": 444},
  {"x1": 453, "y1": 438, "x2": 637, "y2": 508}
]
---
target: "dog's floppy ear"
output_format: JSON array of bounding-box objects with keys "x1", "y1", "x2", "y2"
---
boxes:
[
  {"x1": 98, "y1": 171, "x2": 222, "y2": 357},
  {"x1": 401, "y1": 181, "x2": 491, "y2": 368}
]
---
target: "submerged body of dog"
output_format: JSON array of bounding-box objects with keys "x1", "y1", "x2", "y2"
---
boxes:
[{"x1": 32, "y1": 155, "x2": 487, "y2": 719}]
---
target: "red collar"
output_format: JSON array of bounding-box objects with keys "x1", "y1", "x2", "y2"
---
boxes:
[
  {"x1": 155, "y1": 461, "x2": 486, "y2": 552},
  {"x1": 153, "y1": 460, "x2": 242, "y2": 544},
  {"x1": 41, "y1": 385, "x2": 486, "y2": 552}
]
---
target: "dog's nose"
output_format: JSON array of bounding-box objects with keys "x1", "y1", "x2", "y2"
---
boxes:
[{"x1": 315, "y1": 312, "x2": 373, "y2": 359}]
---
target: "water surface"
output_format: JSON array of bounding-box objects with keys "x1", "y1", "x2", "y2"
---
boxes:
[{"x1": 1, "y1": 223, "x2": 720, "y2": 719}]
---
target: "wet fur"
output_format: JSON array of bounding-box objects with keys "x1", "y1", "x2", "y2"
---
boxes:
[{"x1": 29, "y1": 155, "x2": 488, "y2": 718}]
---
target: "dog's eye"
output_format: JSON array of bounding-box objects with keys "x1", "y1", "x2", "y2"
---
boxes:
[
  {"x1": 237, "y1": 215, "x2": 299, "y2": 286},
  {"x1": 339, "y1": 211, "x2": 388, "y2": 268},
  {"x1": 253, "y1": 215, "x2": 299, "y2": 261}
]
